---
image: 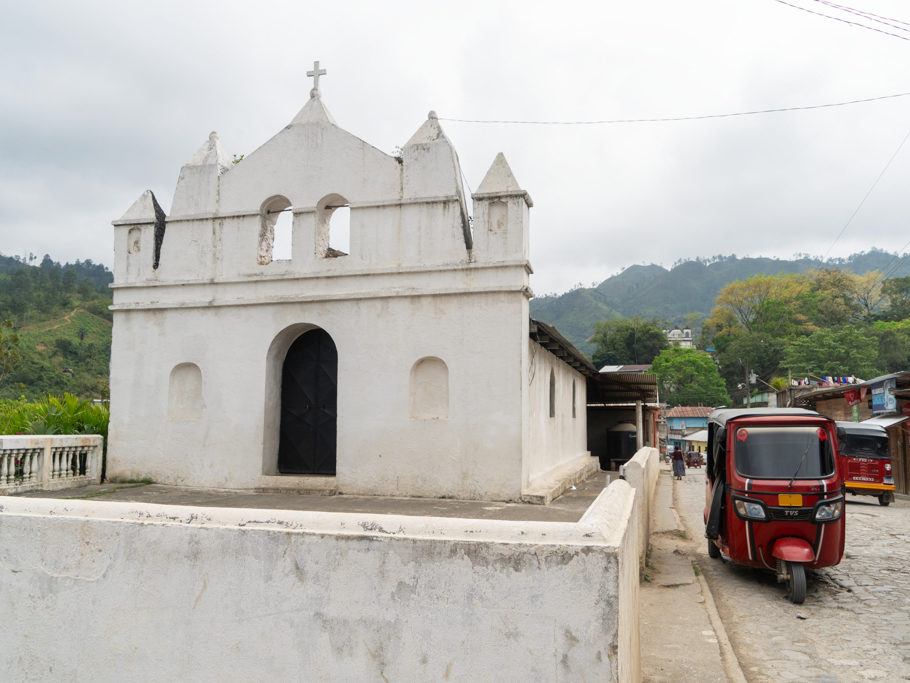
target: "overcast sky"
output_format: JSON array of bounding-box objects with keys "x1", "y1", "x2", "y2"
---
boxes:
[{"x1": 2, "y1": 0, "x2": 909, "y2": 295}]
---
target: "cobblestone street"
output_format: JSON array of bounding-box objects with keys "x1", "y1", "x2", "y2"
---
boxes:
[{"x1": 674, "y1": 468, "x2": 910, "y2": 681}]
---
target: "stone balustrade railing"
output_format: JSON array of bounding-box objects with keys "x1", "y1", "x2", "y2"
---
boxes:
[{"x1": 0, "y1": 435, "x2": 104, "y2": 494}]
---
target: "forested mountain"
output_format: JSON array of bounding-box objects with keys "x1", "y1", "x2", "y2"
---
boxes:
[
  {"x1": 530, "y1": 250, "x2": 910, "y2": 354},
  {"x1": 0, "y1": 253, "x2": 112, "y2": 399}
]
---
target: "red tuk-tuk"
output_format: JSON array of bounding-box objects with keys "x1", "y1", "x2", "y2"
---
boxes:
[
  {"x1": 836, "y1": 421, "x2": 894, "y2": 506},
  {"x1": 704, "y1": 408, "x2": 845, "y2": 604},
  {"x1": 686, "y1": 451, "x2": 704, "y2": 468}
]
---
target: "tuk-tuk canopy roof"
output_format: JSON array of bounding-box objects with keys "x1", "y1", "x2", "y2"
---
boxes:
[
  {"x1": 708, "y1": 407, "x2": 822, "y2": 427},
  {"x1": 836, "y1": 420, "x2": 888, "y2": 436}
]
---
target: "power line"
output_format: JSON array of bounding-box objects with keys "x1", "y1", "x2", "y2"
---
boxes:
[
  {"x1": 816, "y1": 0, "x2": 910, "y2": 31},
  {"x1": 823, "y1": 123, "x2": 910, "y2": 260},
  {"x1": 439, "y1": 90, "x2": 910, "y2": 125},
  {"x1": 770, "y1": 0, "x2": 910, "y2": 41}
]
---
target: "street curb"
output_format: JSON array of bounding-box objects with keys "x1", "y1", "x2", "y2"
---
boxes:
[
  {"x1": 693, "y1": 567, "x2": 748, "y2": 683},
  {"x1": 672, "y1": 477, "x2": 748, "y2": 683}
]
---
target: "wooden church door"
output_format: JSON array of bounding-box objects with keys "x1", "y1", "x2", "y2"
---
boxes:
[{"x1": 277, "y1": 328, "x2": 337, "y2": 475}]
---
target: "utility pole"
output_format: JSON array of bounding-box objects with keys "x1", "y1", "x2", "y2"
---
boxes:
[{"x1": 744, "y1": 359, "x2": 751, "y2": 408}]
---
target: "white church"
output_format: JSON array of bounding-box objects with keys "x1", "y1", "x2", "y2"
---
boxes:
[{"x1": 106, "y1": 64, "x2": 597, "y2": 502}]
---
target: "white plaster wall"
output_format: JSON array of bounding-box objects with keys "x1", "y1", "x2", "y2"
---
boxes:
[
  {"x1": 0, "y1": 482, "x2": 638, "y2": 682},
  {"x1": 525, "y1": 340, "x2": 590, "y2": 489},
  {"x1": 108, "y1": 289, "x2": 529, "y2": 500}
]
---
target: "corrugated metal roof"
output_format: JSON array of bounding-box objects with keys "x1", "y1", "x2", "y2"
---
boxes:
[
  {"x1": 587, "y1": 372, "x2": 659, "y2": 404},
  {"x1": 682, "y1": 429, "x2": 708, "y2": 442},
  {"x1": 527, "y1": 319, "x2": 659, "y2": 402},
  {"x1": 599, "y1": 364, "x2": 653, "y2": 373},
  {"x1": 862, "y1": 415, "x2": 908, "y2": 428},
  {"x1": 796, "y1": 371, "x2": 910, "y2": 407},
  {"x1": 666, "y1": 406, "x2": 714, "y2": 419},
  {"x1": 529, "y1": 318, "x2": 599, "y2": 377}
]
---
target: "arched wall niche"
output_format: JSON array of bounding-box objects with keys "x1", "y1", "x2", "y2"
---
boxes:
[
  {"x1": 410, "y1": 357, "x2": 449, "y2": 420},
  {"x1": 315, "y1": 193, "x2": 350, "y2": 258},
  {"x1": 127, "y1": 227, "x2": 141, "y2": 254},
  {"x1": 549, "y1": 369, "x2": 556, "y2": 418},
  {"x1": 168, "y1": 363, "x2": 203, "y2": 421},
  {"x1": 489, "y1": 200, "x2": 508, "y2": 233},
  {"x1": 258, "y1": 195, "x2": 293, "y2": 265}
]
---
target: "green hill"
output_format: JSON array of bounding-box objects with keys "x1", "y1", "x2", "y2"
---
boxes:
[
  {"x1": 2, "y1": 307, "x2": 111, "y2": 399},
  {"x1": 531, "y1": 250, "x2": 910, "y2": 354},
  {"x1": 0, "y1": 253, "x2": 112, "y2": 400}
]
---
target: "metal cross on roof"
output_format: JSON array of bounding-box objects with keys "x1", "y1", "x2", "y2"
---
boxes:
[{"x1": 307, "y1": 60, "x2": 326, "y2": 98}]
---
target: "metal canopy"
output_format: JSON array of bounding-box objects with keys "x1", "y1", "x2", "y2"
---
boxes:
[{"x1": 587, "y1": 372, "x2": 659, "y2": 405}]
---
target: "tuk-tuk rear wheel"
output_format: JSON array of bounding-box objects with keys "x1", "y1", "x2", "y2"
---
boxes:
[
  {"x1": 786, "y1": 561, "x2": 806, "y2": 604},
  {"x1": 879, "y1": 494, "x2": 891, "y2": 507}
]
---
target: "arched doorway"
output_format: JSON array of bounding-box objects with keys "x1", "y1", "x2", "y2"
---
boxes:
[{"x1": 278, "y1": 328, "x2": 337, "y2": 475}]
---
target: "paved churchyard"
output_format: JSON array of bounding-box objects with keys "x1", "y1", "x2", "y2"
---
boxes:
[
  {"x1": 674, "y1": 468, "x2": 910, "y2": 682},
  {"x1": 13, "y1": 472, "x2": 614, "y2": 523}
]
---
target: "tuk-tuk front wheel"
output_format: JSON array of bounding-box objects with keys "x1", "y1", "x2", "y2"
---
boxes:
[
  {"x1": 707, "y1": 538, "x2": 721, "y2": 559},
  {"x1": 786, "y1": 561, "x2": 806, "y2": 604}
]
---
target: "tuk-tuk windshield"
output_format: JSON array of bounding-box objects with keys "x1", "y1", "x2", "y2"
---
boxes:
[
  {"x1": 840, "y1": 432, "x2": 889, "y2": 459},
  {"x1": 733, "y1": 425, "x2": 835, "y2": 479}
]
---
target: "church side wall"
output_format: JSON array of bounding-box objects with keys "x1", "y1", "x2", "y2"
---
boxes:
[
  {"x1": 525, "y1": 340, "x2": 590, "y2": 489},
  {"x1": 107, "y1": 289, "x2": 527, "y2": 500},
  {"x1": 0, "y1": 484, "x2": 637, "y2": 681}
]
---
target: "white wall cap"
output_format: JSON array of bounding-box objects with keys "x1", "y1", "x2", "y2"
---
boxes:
[
  {"x1": 115, "y1": 190, "x2": 161, "y2": 225},
  {"x1": 474, "y1": 153, "x2": 533, "y2": 206},
  {"x1": 403, "y1": 111, "x2": 447, "y2": 147},
  {"x1": 476, "y1": 152, "x2": 521, "y2": 193},
  {"x1": 0, "y1": 496, "x2": 617, "y2": 547},
  {"x1": 183, "y1": 131, "x2": 231, "y2": 171},
  {"x1": 290, "y1": 95, "x2": 338, "y2": 126}
]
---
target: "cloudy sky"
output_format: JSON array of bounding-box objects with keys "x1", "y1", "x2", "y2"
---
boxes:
[{"x1": 2, "y1": 0, "x2": 909, "y2": 295}]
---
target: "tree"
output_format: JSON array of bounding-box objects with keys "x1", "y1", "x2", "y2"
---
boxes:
[
  {"x1": 781, "y1": 326, "x2": 879, "y2": 379},
  {"x1": 854, "y1": 271, "x2": 886, "y2": 318},
  {"x1": 879, "y1": 276, "x2": 910, "y2": 321},
  {"x1": 590, "y1": 316, "x2": 668, "y2": 368},
  {"x1": 704, "y1": 274, "x2": 809, "y2": 399},
  {"x1": 0, "y1": 319, "x2": 21, "y2": 387},
  {"x1": 870, "y1": 320, "x2": 910, "y2": 374},
  {"x1": 804, "y1": 268, "x2": 862, "y2": 328},
  {"x1": 651, "y1": 347, "x2": 730, "y2": 407}
]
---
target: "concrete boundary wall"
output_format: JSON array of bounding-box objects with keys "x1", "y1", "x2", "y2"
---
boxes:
[
  {"x1": 620, "y1": 446, "x2": 660, "y2": 565},
  {"x1": 0, "y1": 481, "x2": 639, "y2": 681}
]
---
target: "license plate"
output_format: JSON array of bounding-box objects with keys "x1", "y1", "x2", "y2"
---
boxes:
[{"x1": 778, "y1": 494, "x2": 803, "y2": 506}]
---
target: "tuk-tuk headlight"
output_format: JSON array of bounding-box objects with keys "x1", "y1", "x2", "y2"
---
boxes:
[
  {"x1": 733, "y1": 498, "x2": 767, "y2": 521},
  {"x1": 814, "y1": 499, "x2": 843, "y2": 522}
]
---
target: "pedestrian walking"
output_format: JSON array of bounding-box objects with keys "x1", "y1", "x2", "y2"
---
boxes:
[{"x1": 671, "y1": 446, "x2": 686, "y2": 480}]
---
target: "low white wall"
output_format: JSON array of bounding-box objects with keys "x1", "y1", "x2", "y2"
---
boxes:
[
  {"x1": 0, "y1": 481, "x2": 639, "y2": 681},
  {"x1": 620, "y1": 446, "x2": 660, "y2": 565}
]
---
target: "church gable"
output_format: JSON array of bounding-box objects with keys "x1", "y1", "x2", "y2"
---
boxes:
[
  {"x1": 120, "y1": 77, "x2": 485, "y2": 284},
  {"x1": 216, "y1": 97, "x2": 402, "y2": 217}
]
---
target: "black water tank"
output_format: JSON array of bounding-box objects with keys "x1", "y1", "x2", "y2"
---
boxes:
[{"x1": 604, "y1": 423, "x2": 638, "y2": 470}]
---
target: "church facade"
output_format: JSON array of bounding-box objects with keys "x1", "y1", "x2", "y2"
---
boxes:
[{"x1": 106, "y1": 70, "x2": 595, "y2": 501}]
